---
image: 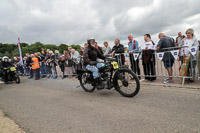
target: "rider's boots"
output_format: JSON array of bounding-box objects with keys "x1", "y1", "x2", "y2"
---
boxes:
[
  {"x1": 3, "y1": 77, "x2": 8, "y2": 84},
  {"x1": 95, "y1": 77, "x2": 105, "y2": 90}
]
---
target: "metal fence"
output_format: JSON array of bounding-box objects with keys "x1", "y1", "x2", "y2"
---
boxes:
[
  {"x1": 115, "y1": 46, "x2": 199, "y2": 87},
  {"x1": 20, "y1": 46, "x2": 199, "y2": 87}
]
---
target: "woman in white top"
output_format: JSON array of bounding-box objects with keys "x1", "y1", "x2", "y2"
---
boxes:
[
  {"x1": 140, "y1": 34, "x2": 156, "y2": 81},
  {"x1": 180, "y1": 28, "x2": 199, "y2": 82}
]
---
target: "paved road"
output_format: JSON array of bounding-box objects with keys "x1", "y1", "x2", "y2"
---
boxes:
[{"x1": 0, "y1": 77, "x2": 200, "y2": 133}]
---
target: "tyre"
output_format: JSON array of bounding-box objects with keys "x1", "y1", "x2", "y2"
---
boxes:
[
  {"x1": 114, "y1": 68, "x2": 140, "y2": 97},
  {"x1": 15, "y1": 76, "x2": 20, "y2": 84},
  {"x1": 79, "y1": 72, "x2": 95, "y2": 92}
]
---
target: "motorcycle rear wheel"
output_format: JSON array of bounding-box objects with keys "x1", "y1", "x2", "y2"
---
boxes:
[{"x1": 79, "y1": 72, "x2": 95, "y2": 92}]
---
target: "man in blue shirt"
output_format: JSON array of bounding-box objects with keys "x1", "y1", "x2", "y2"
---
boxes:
[
  {"x1": 157, "y1": 33, "x2": 175, "y2": 83},
  {"x1": 128, "y1": 34, "x2": 141, "y2": 79}
]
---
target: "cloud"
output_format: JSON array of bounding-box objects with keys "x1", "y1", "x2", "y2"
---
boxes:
[{"x1": 0, "y1": 0, "x2": 199, "y2": 47}]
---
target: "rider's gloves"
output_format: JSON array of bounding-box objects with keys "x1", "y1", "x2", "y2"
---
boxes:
[{"x1": 90, "y1": 61, "x2": 97, "y2": 65}]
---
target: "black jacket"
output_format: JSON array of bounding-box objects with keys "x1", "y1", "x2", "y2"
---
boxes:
[
  {"x1": 0, "y1": 62, "x2": 3, "y2": 69},
  {"x1": 111, "y1": 44, "x2": 124, "y2": 53},
  {"x1": 2, "y1": 62, "x2": 14, "y2": 68},
  {"x1": 37, "y1": 55, "x2": 45, "y2": 62},
  {"x1": 112, "y1": 44, "x2": 125, "y2": 64},
  {"x1": 97, "y1": 46, "x2": 104, "y2": 55},
  {"x1": 142, "y1": 50, "x2": 155, "y2": 65},
  {"x1": 83, "y1": 46, "x2": 105, "y2": 65},
  {"x1": 26, "y1": 56, "x2": 32, "y2": 67}
]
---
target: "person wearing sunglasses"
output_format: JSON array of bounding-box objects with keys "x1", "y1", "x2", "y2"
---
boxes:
[{"x1": 180, "y1": 28, "x2": 199, "y2": 83}]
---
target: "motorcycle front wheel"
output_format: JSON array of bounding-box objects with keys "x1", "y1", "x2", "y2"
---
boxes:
[
  {"x1": 114, "y1": 68, "x2": 140, "y2": 97},
  {"x1": 79, "y1": 72, "x2": 95, "y2": 92},
  {"x1": 15, "y1": 75, "x2": 20, "y2": 84}
]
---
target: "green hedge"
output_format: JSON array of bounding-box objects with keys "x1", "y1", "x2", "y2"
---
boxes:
[{"x1": 0, "y1": 42, "x2": 81, "y2": 58}]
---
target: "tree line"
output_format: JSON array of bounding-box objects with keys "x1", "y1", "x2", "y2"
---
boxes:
[{"x1": 0, "y1": 42, "x2": 81, "y2": 58}]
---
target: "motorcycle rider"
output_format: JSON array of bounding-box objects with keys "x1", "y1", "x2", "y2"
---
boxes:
[
  {"x1": 1, "y1": 56, "x2": 14, "y2": 83},
  {"x1": 83, "y1": 37, "x2": 106, "y2": 89}
]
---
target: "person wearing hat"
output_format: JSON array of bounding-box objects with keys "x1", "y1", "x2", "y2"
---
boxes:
[
  {"x1": 1, "y1": 56, "x2": 14, "y2": 83},
  {"x1": 83, "y1": 37, "x2": 106, "y2": 90}
]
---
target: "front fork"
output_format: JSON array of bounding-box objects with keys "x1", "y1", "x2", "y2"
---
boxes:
[{"x1": 113, "y1": 69, "x2": 128, "y2": 87}]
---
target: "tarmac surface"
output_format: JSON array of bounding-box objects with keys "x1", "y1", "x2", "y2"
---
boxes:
[{"x1": 0, "y1": 77, "x2": 200, "y2": 133}]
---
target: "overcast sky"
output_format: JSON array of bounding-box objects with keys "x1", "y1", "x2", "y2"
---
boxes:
[{"x1": 0, "y1": 0, "x2": 200, "y2": 47}]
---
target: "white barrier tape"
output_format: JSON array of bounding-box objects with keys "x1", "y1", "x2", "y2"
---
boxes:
[
  {"x1": 156, "y1": 52, "x2": 164, "y2": 61},
  {"x1": 170, "y1": 50, "x2": 179, "y2": 60},
  {"x1": 189, "y1": 46, "x2": 198, "y2": 56},
  {"x1": 133, "y1": 53, "x2": 140, "y2": 61}
]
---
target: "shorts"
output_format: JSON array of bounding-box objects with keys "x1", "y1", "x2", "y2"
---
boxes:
[{"x1": 163, "y1": 60, "x2": 174, "y2": 69}]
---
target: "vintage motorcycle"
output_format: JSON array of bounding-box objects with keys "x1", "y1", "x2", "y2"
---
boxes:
[
  {"x1": 77, "y1": 58, "x2": 140, "y2": 97},
  {"x1": 1, "y1": 66, "x2": 20, "y2": 84}
]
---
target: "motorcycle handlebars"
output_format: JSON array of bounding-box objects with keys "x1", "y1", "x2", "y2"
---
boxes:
[{"x1": 90, "y1": 57, "x2": 117, "y2": 65}]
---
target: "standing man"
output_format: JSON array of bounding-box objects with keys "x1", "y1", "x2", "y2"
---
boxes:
[
  {"x1": 103, "y1": 41, "x2": 112, "y2": 57},
  {"x1": 41, "y1": 50, "x2": 47, "y2": 78},
  {"x1": 23, "y1": 56, "x2": 29, "y2": 76},
  {"x1": 128, "y1": 34, "x2": 141, "y2": 79},
  {"x1": 71, "y1": 49, "x2": 80, "y2": 61},
  {"x1": 26, "y1": 53, "x2": 33, "y2": 79},
  {"x1": 84, "y1": 43, "x2": 88, "y2": 48},
  {"x1": 49, "y1": 51, "x2": 57, "y2": 79},
  {"x1": 94, "y1": 42, "x2": 104, "y2": 55},
  {"x1": 45, "y1": 50, "x2": 52, "y2": 78},
  {"x1": 140, "y1": 34, "x2": 156, "y2": 81},
  {"x1": 68, "y1": 47, "x2": 72, "y2": 55},
  {"x1": 13, "y1": 56, "x2": 20, "y2": 74},
  {"x1": 31, "y1": 53, "x2": 40, "y2": 80},
  {"x1": 71, "y1": 49, "x2": 80, "y2": 73},
  {"x1": 157, "y1": 33, "x2": 175, "y2": 83},
  {"x1": 176, "y1": 32, "x2": 185, "y2": 47},
  {"x1": 55, "y1": 50, "x2": 61, "y2": 77},
  {"x1": 110, "y1": 38, "x2": 125, "y2": 66}
]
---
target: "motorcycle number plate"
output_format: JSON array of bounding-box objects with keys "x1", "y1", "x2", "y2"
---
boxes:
[
  {"x1": 10, "y1": 67, "x2": 16, "y2": 71},
  {"x1": 111, "y1": 61, "x2": 119, "y2": 69}
]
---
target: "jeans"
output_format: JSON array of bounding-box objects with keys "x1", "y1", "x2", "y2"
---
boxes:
[
  {"x1": 24, "y1": 67, "x2": 29, "y2": 76},
  {"x1": 52, "y1": 64, "x2": 57, "y2": 78},
  {"x1": 29, "y1": 68, "x2": 33, "y2": 78},
  {"x1": 188, "y1": 60, "x2": 196, "y2": 79},
  {"x1": 33, "y1": 68, "x2": 40, "y2": 80},
  {"x1": 86, "y1": 63, "x2": 104, "y2": 79},
  {"x1": 46, "y1": 65, "x2": 52, "y2": 76},
  {"x1": 16, "y1": 66, "x2": 20, "y2": 74},
  {"x1": 40, "y1": 64, "x2": 47, "y2": 76},
  {"x1": 59, "y1": 64, "x2": 65, "y2": 77},
  {"x1": 19, "y1": 66, "x2": 24, "y2": 74}
]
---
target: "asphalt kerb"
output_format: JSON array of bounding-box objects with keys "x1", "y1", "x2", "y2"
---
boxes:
[{"x1": 0, "y1": 110, "x2": 26, "y2": 133}]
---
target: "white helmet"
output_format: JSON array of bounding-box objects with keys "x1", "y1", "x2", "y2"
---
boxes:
[
  {"x1": 87, "y1": 37, "x2": 95, "y2": 46},
  {"x1": 2, "y1": 56, "x2": 9, "y2": 61}
]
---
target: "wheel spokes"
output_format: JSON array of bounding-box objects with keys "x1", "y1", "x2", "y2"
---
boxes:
[
  {"x1": 117, "y1": 72, "x2": 137, "y2": 94},
  {"x1": 81, "y1": 73, "x2": 94, "y2": 91}
]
